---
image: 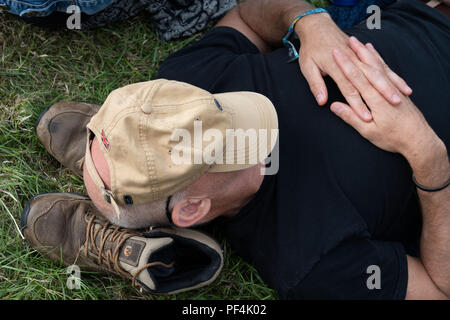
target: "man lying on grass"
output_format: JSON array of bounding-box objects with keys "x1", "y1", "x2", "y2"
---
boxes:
[{"x1": 23, "y1": 0, "x2": 449, "y2": 299}]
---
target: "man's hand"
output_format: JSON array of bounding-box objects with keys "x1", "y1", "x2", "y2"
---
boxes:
[
  {"x1": 295, "y1": 14, "x2": 413, "y2": 121},
  {"x1": 329, "y1": 36, "x2": 436, "y2": 158},
  {"x1": 236, "y1": 0, "x2": 412, "y2": 121}
]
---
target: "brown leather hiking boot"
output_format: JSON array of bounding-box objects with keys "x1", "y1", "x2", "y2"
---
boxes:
[
  {"x1": 21, "y1": 193, "x2": 224, "y2": 294},
  {"x1": 36, "y1": 101, "x2": 101, "y2": 178}
]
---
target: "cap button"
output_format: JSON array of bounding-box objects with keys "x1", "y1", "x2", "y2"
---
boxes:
[{"x1": 141, "y1": 103, "x2": 152, "y2": 114}]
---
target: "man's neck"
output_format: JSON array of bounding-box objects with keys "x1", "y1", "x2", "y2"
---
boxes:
[{"x1": 217, "y1": 163, "x2": 265, "y2": 218}]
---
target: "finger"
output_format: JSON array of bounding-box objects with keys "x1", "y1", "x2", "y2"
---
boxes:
[
  {"x1": 365, "y1": 42, "x2": 385, "y2": 63},
  {"x1": 348, "y1": 37, "x2": 402, "y2": 105},
  {"x1": 333, "y1": 72, "x2": 373, "y2": 121},
  {"x1": 326, "y1": 57, "x2": 372, "y2": 121},
  {"x1": 386, "y1": 69, "x2": 413, "y2": 96},
  {"x1": 333, "y1": 48, "x2": 392, "y2": 114},
  {"x1": 349, "y1": 36, "x2": 380, "y2": 66},
  {"x1": 331, "y1": 49, "x2": 377, "y2": 120},
  {"x1": 299, "y1": 60, "x2": 328, "y2": 105},
  {"x1": 332, "y1": 48, "x2": 372, "y2": 93},
  {"x1": 366, "y1": 43, "x2": 413, "y2": 96},
  {"x1": 330, "y1": 102, "x2": 367, "y2": 133},
  {"x1": 352, "y1": 40, "x2": 412, "y2": 95}
]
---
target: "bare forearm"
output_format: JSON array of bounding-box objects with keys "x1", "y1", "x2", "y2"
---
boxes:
[
  {"x1": 238, "y1": 0, "x2": 315, "y2": 47},
  {"x1": 406, "y1": 131, "x2": 450, "y2": 296}
]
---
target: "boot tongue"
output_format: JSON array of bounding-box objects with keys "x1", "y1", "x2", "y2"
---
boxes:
[{"x1": 117, "y1": 236, "x2": 173, "y2": 291}]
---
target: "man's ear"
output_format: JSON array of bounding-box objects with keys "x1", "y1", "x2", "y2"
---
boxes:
[{"x1": 171, "y1": 198, "x2": 211, "y2": 228}]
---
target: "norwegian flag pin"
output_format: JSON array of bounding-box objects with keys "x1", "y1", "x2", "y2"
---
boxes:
[{"x1": 101, "y1": 129, "x2": 110, "y2": 151}]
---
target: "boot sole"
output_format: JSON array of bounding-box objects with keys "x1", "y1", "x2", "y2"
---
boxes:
[
  {"x1": 35, "y1": 105, "x2": 51, "y2": 131},
  {"x1": 20, "y1": 192, "x2": 89, "y2": 237}
]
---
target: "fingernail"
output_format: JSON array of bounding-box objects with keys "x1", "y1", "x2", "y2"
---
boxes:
[
  {"x1": 366, "y1": 43, "x2": 374, "y2": 49},
  {"x1": 405, "y1": 85, "x2": 412, "y2": 94},
  {"x1": 316, "y1": 92, "x2": 324, "y2": 104},
  {"x1": 392, "y1": 93, "x2": 401, "y2": 104},
  {"x1": 350, "y1": 36, "x2": 361, "y2": 45},
  {"x1": 364, "y1": 111, "x2": 372, "y2": 120},
  {"x1": 331, "y1": 104, "x2": 343, "y2": 114}
]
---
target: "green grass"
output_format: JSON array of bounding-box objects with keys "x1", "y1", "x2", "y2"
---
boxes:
[
  {"x1": 0, "y1": 1, "x2": 327, "y2": 300},
  {"x1": 0, "y1": 9, "x2": 279, "y2": 300}
]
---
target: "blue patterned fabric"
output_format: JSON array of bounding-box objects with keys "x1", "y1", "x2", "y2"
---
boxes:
[
  {"x1": 0, "y1": 0, "x2": 396, "y2": 40},
  {"x1": 0, "y1": 0, "x2": 114, "y2": 17},
  {"x1": 0, "y1": 0, "x2": 237, "y2": 41}
]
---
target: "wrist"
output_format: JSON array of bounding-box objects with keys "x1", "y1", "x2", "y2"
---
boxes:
[
  {"x1": 281, "y1": 3, "x2": 315, "y2": 31},
  {"x1": 294, "y1": 11, "x2": 333, "y2": 40},
  {"x1": 407, "y1": 133, "x2": 449, "y2": 188}
]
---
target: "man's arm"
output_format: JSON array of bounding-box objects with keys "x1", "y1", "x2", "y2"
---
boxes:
[
  {"x1": 406, "y1": 135, "x2": 450, "y2": 298},
  {"x1": 215, "y1": 7, "x2": 272, "y2": 53},
  {"x1": 238, "y1": 0, "x2": 316, "y2": 47},
  {"x1": 216, "y1": 0, "x2": 316, "y2": 51},
  {"x1": 330, "y1": 37, "x2": 450, "y2": 299},
  {"x1": 405, "y1": 135, "x2": 450, "y2": 299}
]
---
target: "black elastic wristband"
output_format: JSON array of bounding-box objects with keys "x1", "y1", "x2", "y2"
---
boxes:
[{"x1": 412, "y1": 174, "x2": 450, "y2": 192}]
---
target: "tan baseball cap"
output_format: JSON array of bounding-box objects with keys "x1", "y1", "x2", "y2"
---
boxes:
[{"x1": 85, "y1": 79, "x2": 278, "y2": 216}]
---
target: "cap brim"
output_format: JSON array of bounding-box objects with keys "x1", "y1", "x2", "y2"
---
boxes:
[{"x1": 209, "y1": 91, "x2": 278, "y2": 173}]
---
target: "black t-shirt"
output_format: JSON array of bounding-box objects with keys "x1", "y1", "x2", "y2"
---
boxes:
[{"x1": 156, "y1": 0, "x2": 450, "y2": 299}]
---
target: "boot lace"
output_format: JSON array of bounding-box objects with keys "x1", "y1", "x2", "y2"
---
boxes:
[{"x1": 84, "y1": 214, "x2": 174, "y2": 288}]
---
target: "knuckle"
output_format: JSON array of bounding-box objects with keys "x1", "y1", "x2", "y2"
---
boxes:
[
  {"x1": 310, "y1": 83, "x2": 323, "y2": 93},
  {"x1": 347, "y1": 67, "x2": 361, "y2": 80},
  {"x1": 346, "y1": 89, "x2": 361, "y2": 100},
  {"x1": 377, "y1": 80, "x2": 392, "y2": 93},
  {"x1": 397, "y1": 78, "x2": 407, "y2": 87},
  {"x1": 354, "y1": 60, "x2": 366, "y2": 70},
  {"x1": 365, "y1": 91, "x2": 380, "y2": 104},
  {"x1": 390, "y1": 71, "x2": 405, "y2": 83},
  {"x1": 373, "y1": 68, "x2": 385, "y2": 79},
  {"x1": 359, "y1": 62, "x2": 372, "y2": 76},
  {"x1": 354, "y1": 104, "x2": 369, "y2": 117},
  {"x1": 364, "y1": 63, "x2": 378, "y2": 75}
]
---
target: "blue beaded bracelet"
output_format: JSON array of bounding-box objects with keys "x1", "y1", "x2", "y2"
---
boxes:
[{"x1": 282, "y1": 8, "x2": 328, "y2": 63}]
